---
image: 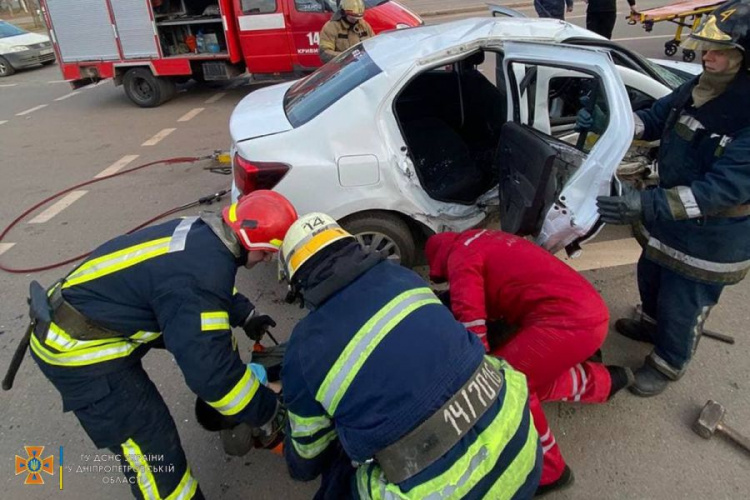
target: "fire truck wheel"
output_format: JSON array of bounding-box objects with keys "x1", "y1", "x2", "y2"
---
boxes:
[
  {"x1": 123, "y1": 67, "x2": 176, "y2": 107},
  {"x1": 0, "y1": 56, "x2": 16, "y2": 77}
]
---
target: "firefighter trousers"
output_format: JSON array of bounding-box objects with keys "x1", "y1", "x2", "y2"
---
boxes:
[
  {"x1": 32, "y1": 356, "x2": 203, "y2": 500},
  {"x1": 637, "y1": 255, "x2": 724, "y2": 378},
  {"x1": 492, "y1": 319, "x2": 612, "y2": 486}
]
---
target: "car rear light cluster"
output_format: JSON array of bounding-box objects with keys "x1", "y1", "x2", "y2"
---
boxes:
[{"x1": 233, "y1": 152, "x2": 290, "y2": 195}]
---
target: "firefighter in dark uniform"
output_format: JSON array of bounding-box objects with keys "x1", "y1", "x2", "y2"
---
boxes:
[
  {"x1": 29, "y1": 191, "x2": 297, "y2": 499},
  {"x1": 584, "y1": 0, "x2": 637, "y2": 39},
  {"x1": 319, "y1": 0, "x2": 375, "y2": 64},
  {"x1": 278, "y1": 213, "x2": 541, "y2": 499},
  {"x1": 580, "y1": 0, "x2": 750, "y2": 396}
]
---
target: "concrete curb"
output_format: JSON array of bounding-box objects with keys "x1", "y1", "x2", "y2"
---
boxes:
[{"x1": 417, "y1": 2, "x2": 535, "y2": 18}]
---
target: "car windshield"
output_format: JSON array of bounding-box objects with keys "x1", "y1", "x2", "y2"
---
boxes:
[
  {"x1": 284, "y1": 46, "x2": 382, "y2": 127},
  {"x1": 642, "y1": 58, "x2": 694, "y2": 89},
  {"x1": 0, "y1": 21, "x2": 27, "y2": 39}
]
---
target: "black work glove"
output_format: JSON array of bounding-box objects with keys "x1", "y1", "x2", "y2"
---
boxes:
[
  {"x1": 596, "y1": 191, "x2": 643, "y2": 225},
  {"x1": 243, "y1": 314, "x2": 277, "y2": 341}
]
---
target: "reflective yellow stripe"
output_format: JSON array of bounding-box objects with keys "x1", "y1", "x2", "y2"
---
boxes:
[
  {"x1": 31, "y1": 334, "x2": 140, "y2": 367},
  {"x1": 200, "y1": 311, "x2": 230, "y2": 332},
  {"x1": 122, "y1": 439, "x2": 160, "y2": 500},
  {"x1": 165, "y1": 467, "x2": 199, "y2": 500},
  {"x1": 207, "y1": 365, "x2": 260, "y2": 416},
  {"x1": 42, "y1": 322, "x2": 160, "y2": 352},
  {"x1": 228, "y1": 203, "x2": 238, "y2": 223},
  {"x1": 63, "y1": 237, "x2": 172, "y2": 288},
  {"x1": 292, "y1": 430, "x2": 337, "y2": 459},
  {"x1": 289, "y1": 411, "x2": 332, "y2": 438},
  {"x1": 367, "y1": 367, "x2": 534, "y2": 499}
]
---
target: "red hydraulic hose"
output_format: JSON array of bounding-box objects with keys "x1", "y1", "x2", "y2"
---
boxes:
[{"x1": 0, "y1": 156, "x2": 221, "y2": 274}]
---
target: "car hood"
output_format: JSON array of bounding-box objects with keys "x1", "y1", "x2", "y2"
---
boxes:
[
  {"x1": 229, "y1": 81, "x2": 295, "y2": 142},
  {"x1": 649, "y1": 58, "x2": 703, "y2": 75},
  {"x1": 0, "y1": 31, "x2": 49, "y2": 48}
]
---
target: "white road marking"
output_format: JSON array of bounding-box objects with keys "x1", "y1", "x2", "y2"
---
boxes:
[
  {"x1": 178, "y1": 107, "x2": 205, "y2": 122},
  {"x1": 54, "y1": 91, "x2": 80, "y2": 101},
  {"x1": 205, "y1": 92, "x2": 226, "y2": 104},
  {"x1": 28, "y1": 191, "x2": 89, "y2": 224},
  {"x1": 16, "y1": 104, "x2": 48, "y2": 116},
  {"x1": 142, "y1": 128, "x2": 176, "y2": 146},
  {"x1": 557, "y1": 238, "x2": 643, "y2": 272},
  {"x1": 0, "y1": 120, "x2": 7, "y2": 126},
  {"x1": 0, "y1": 83, "x2": 18, "y2": 87},
  {"x1": 95, "y1": 154, "x2": 140, "y2": 179},
  {"x1": 0, "y1": 243, "x2": 16, "y2": 256}
]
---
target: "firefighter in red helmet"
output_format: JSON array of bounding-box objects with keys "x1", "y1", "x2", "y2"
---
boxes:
[{"x1": 29, "y1": 190, "x2": 297, "y2": 499}]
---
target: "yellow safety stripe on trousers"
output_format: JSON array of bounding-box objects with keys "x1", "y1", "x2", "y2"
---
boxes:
[
  {"x1": 200, "y1": 311, "x2": 230, "y2": 332},
  {"x1": 292, "y1": 430, "x2": 338, "y2": 459},
  {"x1": 121, "y1": 439, "x2": 199, "y2": 500},
  {"x1": 361, "y1": 366, "x2": 534, "y2": 500},
  {"x1": 207, "y1": 365, "x2": 260, "y2": 416},
  {"x1": 289, "y1": 411, "x2": 333, "y2": 438},
  {"x1": 316, "y1": 288, "x2": 441, "y2": 416}
]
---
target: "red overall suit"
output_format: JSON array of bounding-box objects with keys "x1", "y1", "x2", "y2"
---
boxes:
[{"x1": 425, "y1": 229, "x2": 612, "y2": 486}]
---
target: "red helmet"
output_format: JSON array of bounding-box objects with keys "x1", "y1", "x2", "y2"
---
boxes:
[{"x1": 222, "y1": 190, "x2": 298, "y2": 252}]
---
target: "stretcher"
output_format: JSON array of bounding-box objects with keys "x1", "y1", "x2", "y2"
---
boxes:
[{"x1": 627, "y1": 0, "x2": 726, "y2": 61}]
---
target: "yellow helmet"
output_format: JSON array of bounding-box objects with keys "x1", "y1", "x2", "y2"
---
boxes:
[
  {"x1": 279, "y1": 213, "x2": 353, "y2": 281},
  {"x1": 681, "y1": 0, "x2": 750, "y2": 54},
  {"x1": 341, "y1": 0, "x2": 365, "y2": 17}
]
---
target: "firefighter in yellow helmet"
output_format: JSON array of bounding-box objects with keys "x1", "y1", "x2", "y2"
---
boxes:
[{"x1": 319, "y1": 0, "x2": 375, "y2": 63}]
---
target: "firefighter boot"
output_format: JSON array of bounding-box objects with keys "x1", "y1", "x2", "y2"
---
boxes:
[
  {"x1": 629, "y1": 361, "x2": 670, "y2": 397},
  {"x1": 615, "y1": 319, "x2": 657, "y2": 344}
]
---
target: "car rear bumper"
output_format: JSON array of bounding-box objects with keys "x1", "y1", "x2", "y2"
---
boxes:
[{"x1": 4, "y1": 48, "x2": 55, "y2": 69}]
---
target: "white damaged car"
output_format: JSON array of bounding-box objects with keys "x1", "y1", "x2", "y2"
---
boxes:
[{"x1": 229, "y1": 17, "x2": 695, "y2": 266}]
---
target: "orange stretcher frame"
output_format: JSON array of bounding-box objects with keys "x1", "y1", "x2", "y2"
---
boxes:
[{"x1": 627, "y1": 0, "x2": 726, "y2": 61}]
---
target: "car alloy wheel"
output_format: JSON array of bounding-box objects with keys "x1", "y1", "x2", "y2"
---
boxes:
[{"x1": 354, "y1": 231, "x2": 402, "y2": 263}]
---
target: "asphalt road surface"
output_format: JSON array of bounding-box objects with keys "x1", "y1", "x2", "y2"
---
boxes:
[{"x1": 1, "y1": 1, "x2": 749, "y2": 499}]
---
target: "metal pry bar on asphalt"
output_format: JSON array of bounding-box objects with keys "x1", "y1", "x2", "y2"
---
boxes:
[{"x1": 632, "y1": 304, "x2": 735, "y2": 345}]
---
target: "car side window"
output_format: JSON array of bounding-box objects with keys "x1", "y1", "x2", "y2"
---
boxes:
[
  {"x1": 626, "y1": 86, "x2": 655, "y2": 111},
  {"x1": 295, "y1": 0, "x2": 326, "y2": 12},
  {"x1": 241, "y1": 0, "x2": 277, "y2": 14}
]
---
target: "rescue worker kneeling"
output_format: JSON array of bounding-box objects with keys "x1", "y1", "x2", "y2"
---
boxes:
[
  {"x1": 29, "y1": 191, "x2": 297, "y2": 499},
  {"x1": 319, "y1": 0, "x2": 374, "y2": 63},
  {"x1": 279, "y1": 213, "x2": 542, "y2": 499}
]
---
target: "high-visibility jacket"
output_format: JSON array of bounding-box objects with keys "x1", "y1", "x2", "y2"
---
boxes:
[
  {"x1": 281, "y1": 258, "x2": 541, "y2": 499},
  {"x1": 635, "y1": 72, "x2": 750, "y2": 284},
  {"x1": 30, "y1": 214, "x2": 278, "y2": 425}
]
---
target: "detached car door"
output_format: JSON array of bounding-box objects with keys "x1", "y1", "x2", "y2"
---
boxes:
[{"x1": 496, "y1": 40, "x2": 633, "y2": 254}]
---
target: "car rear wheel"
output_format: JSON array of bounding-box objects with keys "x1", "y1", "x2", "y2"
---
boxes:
[
  {"x1": 123, "y1": 67, "x2": 177, "y2": 107},
  {"x1": 0, "y1": 56, "x2": 16, "y2": 77},
  {"x1": 341, "y1": 212, "x2": 417, "y2": 268}
]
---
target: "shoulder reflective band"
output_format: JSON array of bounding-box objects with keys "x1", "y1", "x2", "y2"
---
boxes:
[
  {"x1": 316, "y1": 287, "x2": 441, "y2": 415},
  {"x1": 289, "y1": 412, "x2": 333, "y2": 438},
  {"x1": 207, "y1": 365, "x2": 260, "y2": 416},
  {"x1": 63, "y1": 219, "x2": 197, "y2": 289},
  {"x1": 375, "y1": 357, "x2": 505, "y2": 484},
  {"x1": 200, "y1": 311, "x2": 230, "y2": 332}
]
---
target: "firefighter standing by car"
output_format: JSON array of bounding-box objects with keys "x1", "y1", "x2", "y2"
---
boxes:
[
  {"x1": 319, "y1": 0, "x2": 375, "y2": 63},
  {"x1": 425, "y1": 229, "x2": 635, "y2": 495},
  {"x1": 584, "y1": 0, "x2": 638, "y2": 39},
  {"x1": 579, "y1": 0, "x2": 750, "y2": 396},
  {"x1": 278, "y1": 213, "x2": 541, "y2": 499},
  {"x1": 27, "y1": 191, "x2": 297, "y2": 500}
]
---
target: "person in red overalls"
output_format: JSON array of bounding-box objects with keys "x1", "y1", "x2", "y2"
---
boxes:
[{"x1": 425, "y1": 229, "x2": 634, "y2": 495}]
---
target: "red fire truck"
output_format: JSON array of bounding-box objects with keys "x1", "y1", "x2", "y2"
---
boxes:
[{"x1": 39, "y1": 0, "x2": 422, "y2": 107}]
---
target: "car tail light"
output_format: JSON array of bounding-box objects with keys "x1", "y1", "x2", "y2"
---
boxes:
[{"x1": 233, "y1": 153, "x2": 290, "y2": 195}]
